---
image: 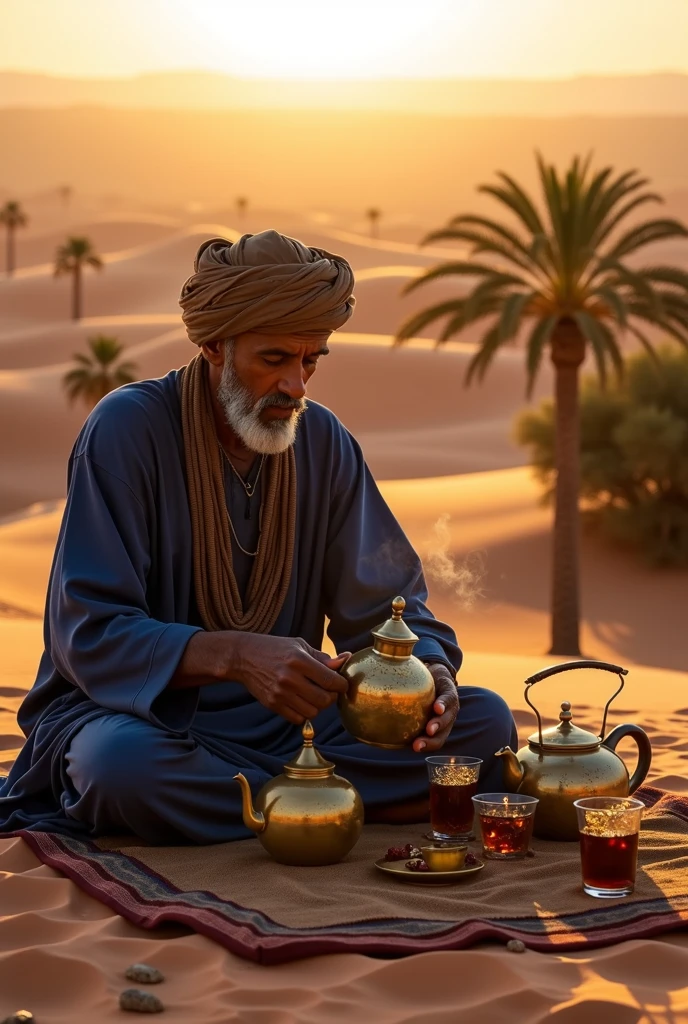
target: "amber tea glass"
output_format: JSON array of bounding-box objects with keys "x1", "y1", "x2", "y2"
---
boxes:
[
  {"x1": 574, "y1": 796, "x2": 644, "y2": 898},
  {"x1": 472, "y1": 793, "x2": 539, "y2": 859},
  {"x1": 426, "y1": 756, "x2": 482, "y2": 840}
]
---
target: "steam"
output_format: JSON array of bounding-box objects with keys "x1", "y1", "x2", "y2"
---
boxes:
[{"x1": 423, "y1": 514, "x2": 485, "y2": 610}]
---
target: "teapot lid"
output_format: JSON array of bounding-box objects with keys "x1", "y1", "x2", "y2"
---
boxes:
[
  {"x1": 372, "y1": 597, "x2": 419, "y2": 650},
  {"x1": 528, "y1": 702, "x2": 601, "y2": 751},
  {"x1": 284, "y1": 721, "x2": 335, "y2": 779}
]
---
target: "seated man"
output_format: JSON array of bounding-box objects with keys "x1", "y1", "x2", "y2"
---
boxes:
[{"x1": 0, "y1": 229, "x2": 515, "y2": 844}]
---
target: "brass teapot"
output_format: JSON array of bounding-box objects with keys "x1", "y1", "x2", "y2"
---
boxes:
[
  {"x1": 338, "y1": 596, "x2": 436, "y2": 749},
  {"x1": 496, "y1": 660, "x2": 652, "y2": 840},
  {"x1": 234, "y1": 720, "x2": 364, "y2": 866}
]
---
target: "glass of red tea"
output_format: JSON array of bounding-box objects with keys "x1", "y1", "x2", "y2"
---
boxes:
[
  {"x1": 574, "y1": 796, "x2": 644, "y2": 898},
  {"x1": 472, "y1": 793, "x2": 539, "y2": 859},
  {"x1": 426, "y1": 756, "x2": 482, "y2": 840}
]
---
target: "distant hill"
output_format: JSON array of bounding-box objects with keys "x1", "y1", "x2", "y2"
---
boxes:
[
  {"x1": 2, "y1": 107, "x2": 688, "y2": 217},
  {"x1": 3, "y1": 71, "x2": 688, "y2": 116}
]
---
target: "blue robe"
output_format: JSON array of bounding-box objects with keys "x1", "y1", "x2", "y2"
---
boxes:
[{"x1": 0, "y1": 370, "x2": 515, "y2": 842}]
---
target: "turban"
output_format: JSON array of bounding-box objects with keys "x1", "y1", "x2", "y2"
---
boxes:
[{"x1": 179, "y1": 229, "x2": 356, "y2": 345}]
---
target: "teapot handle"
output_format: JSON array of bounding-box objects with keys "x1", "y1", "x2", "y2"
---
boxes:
[
  {"x1": 602, "y1": 724, "x2": 652, "y2": 793},
  {"x1": 523, "y1": 659, "x2": 628, "y2": 748}
]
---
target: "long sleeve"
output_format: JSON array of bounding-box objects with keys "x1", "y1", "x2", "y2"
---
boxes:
[
  {"x1": 322, "y1": 423, "x2": 462, "y2": 675},
  {"x1": 42, "y1": 399, "x2": 201, "y2": 733}
]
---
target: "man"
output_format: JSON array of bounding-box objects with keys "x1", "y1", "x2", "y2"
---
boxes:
[{"x1": 0, "y1": 230, "x2": 515, "y2": 844}]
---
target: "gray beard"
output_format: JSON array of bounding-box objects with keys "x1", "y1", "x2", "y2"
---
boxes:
[{"x1": 217, "y1": 342, "x2": 305, "y2": 455}]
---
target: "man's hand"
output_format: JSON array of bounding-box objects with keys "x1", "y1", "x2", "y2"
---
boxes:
[
  {"x1": 234, "y1": 633, "x2": 351, "y2": 725},
  {"x1": 412, "y1": 663, "x2": 460, "y2": 753}
]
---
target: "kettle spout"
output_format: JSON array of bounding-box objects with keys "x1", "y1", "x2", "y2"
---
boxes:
[
  {"x1": 234, "y1": 773, "x2": 266, "y2": 833},
  {"x1": 495, "y1": 746, "x2": 525, "y2": 791}
]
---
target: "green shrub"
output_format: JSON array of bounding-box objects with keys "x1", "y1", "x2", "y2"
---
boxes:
[{"x1": 515, "y1": 345, "x2": 688, "y2": 565}]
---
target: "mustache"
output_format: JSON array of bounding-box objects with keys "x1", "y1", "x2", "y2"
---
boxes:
[{"x1": 257, "y1": 393, "x2": 305, "y2": 412}]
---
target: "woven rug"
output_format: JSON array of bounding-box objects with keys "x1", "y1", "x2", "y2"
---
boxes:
[{"x1": 17, "y1": 786, "x2": 688, "y2": 965}]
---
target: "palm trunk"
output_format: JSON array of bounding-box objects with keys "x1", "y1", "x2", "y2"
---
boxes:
[
  {"x1": 549, "y1": 321, "x2": 585, "y2": 656},
  {"x1": 72, "y1": 263, "x2": 82, "y2": 320},
  {"x1": 6, "y1": 225, "x2": 14, "y2": 277}
]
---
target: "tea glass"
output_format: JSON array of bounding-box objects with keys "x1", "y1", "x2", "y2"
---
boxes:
[
  {"x1": 472, "y1": 793, "x2": 539, "y2": 859},
  {"x1": 426, "y1": 756, "x2": 482, "y2": 841},
  {"x1": 574, "y1": 796, "x2": 644, "y2": 898}
]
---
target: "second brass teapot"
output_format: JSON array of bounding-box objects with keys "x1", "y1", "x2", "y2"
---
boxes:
[
  {"x1": 496, "y1": 660, "x2": 652, "y2": 840},
  {"x1": 338, "y1": 596, "x2": 436, "y2": 749},
  {"x1": 234, "y1": 721, "x2": 363, "y2": 866}
]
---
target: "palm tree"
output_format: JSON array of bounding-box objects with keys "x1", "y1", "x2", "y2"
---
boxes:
[
  {"x1": 366, "y1": 207, "x2": 381, "y2": 239},
  {"x1": 62, "y1": 335, "x2": 138, "y2": 409},
  {"x1": 54, "y1": 236, "x2": 103, "y2": 320},
  {"x1": 236, "y1": 196, "x2": 248, "y2": 220},
  {"x1": 59, "y1": 185, "x2": 73, "y2": 208},
  {"x1": 395, "y1": 154, "x2": 688, "y2": 656},
  {"x1": 0, "y1": 200, "x2": 28, "y2": 277}
]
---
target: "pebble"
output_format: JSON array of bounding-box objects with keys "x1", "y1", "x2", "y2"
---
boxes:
[
  {"x1": 125, "y1": 964, "x2": 165, "y2": 984},
  {"x1": 119, "y1": 989, "x2": 165, "y2": 1014},
  {"x1": 506, "y1": 939, "x2": 527, "y2": 953},
  {"x1": 1, "y1": 1013, "x2": 34, "y2": 1024}
]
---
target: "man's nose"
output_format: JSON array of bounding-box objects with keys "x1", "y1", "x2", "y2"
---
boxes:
[{"x1": 279, "y1": 367, "x2": 308, "y2": 400}]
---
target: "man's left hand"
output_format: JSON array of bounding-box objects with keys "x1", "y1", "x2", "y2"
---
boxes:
[{"x1": 412, "y1": 663, "x2": 459, "y2": 753}]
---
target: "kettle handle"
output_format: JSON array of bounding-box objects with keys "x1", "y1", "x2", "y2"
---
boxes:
[
  {"x1": 523, "y1": 659, "x2": 629, "y2": 748},
  {"x1": 602, "y1": 723, "x2": 652, "y2": 793}
]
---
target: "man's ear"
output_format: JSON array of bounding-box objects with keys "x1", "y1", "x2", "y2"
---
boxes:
[{"x1": 201, "y1": 339, "x2": 225, "y2": 367}]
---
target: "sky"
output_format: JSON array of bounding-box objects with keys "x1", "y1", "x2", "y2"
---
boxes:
[{"x1": 2, "y1": 0, "x2": 688, "y2": 80}]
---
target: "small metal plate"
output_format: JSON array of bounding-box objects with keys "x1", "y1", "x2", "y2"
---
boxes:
[{"x1": 374, "y1": 858, "x2": 485, "y2": 885}]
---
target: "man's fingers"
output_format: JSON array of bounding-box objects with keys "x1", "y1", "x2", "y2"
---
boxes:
[
  {"x1": 289, "y1": 676, "x2": 339, "y2": 711},
  {"x1": 425, "y1": 707, "x2": 455, "y2": 737},
  {"x1": 415, "y1": 729, "x2": 453, "y2": 753},
  {"x1": 301, "y1": 655, "x2": 349, "y2": 693},
  {"x1": 280, "y1": 704, "x2": 308, "y2": 726},
  {"x1": 283, "y1": 691, "x2": 324, "y2": 722}
]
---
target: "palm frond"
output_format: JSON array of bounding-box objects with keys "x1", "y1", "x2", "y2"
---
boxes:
[
  {"x1": 447, "y1": 214, "x2": 550, "y2": 274},
  {"x1": 394, "y1": 300, "x2": 464, "y2": 342},
  {"x1": 465, "y1": 324, "x2": 504, "y2": 386},
  {"x1": 479, "y1": 171, "x2": 545, "y2": 235},
  {"x1": 438, "y1": 296, "x2": 505, "y2": 342},
  {"x1": 420, "y1": 225, "x2": 540, "y2": 277},
  {"x1": 640, "y1": 266, "x2": 688, "y2": 289},
  {"x1": 604, "y1": 219, "x2": 688, "y2": 263},
  {"x1": 461, "y1": 274, "x2": 525, "y2": 326},
  {"x1": 497, "y1": 291, "x2": 535, "y2": 342},
  {"x1": 590, "y1": 285, "x2": 630, "y2": 328},
  {"x1": 402, "y1": 260, "x2": 518, "y2": 296},
  {"x1": 626, "y1": 324, "x2": 662, "y2": 364},
  {"x1": 590, "y1": 191, "x2": 662, "y2": 251}
]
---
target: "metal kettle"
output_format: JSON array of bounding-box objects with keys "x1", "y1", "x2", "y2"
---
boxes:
[
  {"x1": 496, "y1": 660, "x2": 652, "y2": 840},
  {"x1": 338, "y1": 596, "x2": 436, "y2": 749},
  {"x1": 234, "y1": 720, "x2": 364, "y2": 866}
]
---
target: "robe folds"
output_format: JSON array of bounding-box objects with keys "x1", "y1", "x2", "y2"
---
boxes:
[{"x1": 0, "y1": 370, "x2": 515, "y2": 842}]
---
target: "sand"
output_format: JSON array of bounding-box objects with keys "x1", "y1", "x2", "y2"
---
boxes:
[{"x1": 1, "y1": 204, "x2": 688, "y2": 1021}]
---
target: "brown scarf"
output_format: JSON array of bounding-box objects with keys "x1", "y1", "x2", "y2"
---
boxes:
[{"x1": 180, "y1": 353, "x2": 297, "y2": 634}]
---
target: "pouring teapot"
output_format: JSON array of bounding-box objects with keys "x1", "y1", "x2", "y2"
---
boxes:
[
  {"x1": 234, "y1": 720, "x2": 364, "y2": 865},
  {"x1": 496, "y1": 660, "x2": 652, "y2": 840},
  {"x1": 338, "y1": 596, "x2": 436, "y2": 749}
]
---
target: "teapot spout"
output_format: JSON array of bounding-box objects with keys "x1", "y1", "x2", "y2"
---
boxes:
[
  {"x1": 234, "y1": 773, "x2": 266, "y2": 833},
  {"x1": 495, "y1": 746, "x2": 525, "y2": 791}
]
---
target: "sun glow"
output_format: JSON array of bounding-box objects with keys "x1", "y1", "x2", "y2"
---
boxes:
[{"x1": 171, "y1": 0, "x2": 459, "y2": 79}]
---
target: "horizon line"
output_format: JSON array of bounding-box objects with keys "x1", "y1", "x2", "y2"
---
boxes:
[{"x1": 3, "y1": 67, "x2": 688, "y2": 84}]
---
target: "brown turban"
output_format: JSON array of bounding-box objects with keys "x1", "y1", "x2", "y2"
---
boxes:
[{"x1": 179, "y1": 229, "x2": 356, "y2": 345}]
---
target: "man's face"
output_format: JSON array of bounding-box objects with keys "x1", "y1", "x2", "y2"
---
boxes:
[{"x1": 216, "y1": 330, "x2": 331, "y2": 454}]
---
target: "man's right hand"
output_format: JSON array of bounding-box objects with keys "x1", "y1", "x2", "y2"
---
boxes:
[{"x1": 234, "y1": 634, "x2": 351, "y2": 725}]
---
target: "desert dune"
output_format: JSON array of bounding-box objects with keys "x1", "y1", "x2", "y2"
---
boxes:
[{"x1": 1, "y1": 200, "x2": 688, "y2": 1022}]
